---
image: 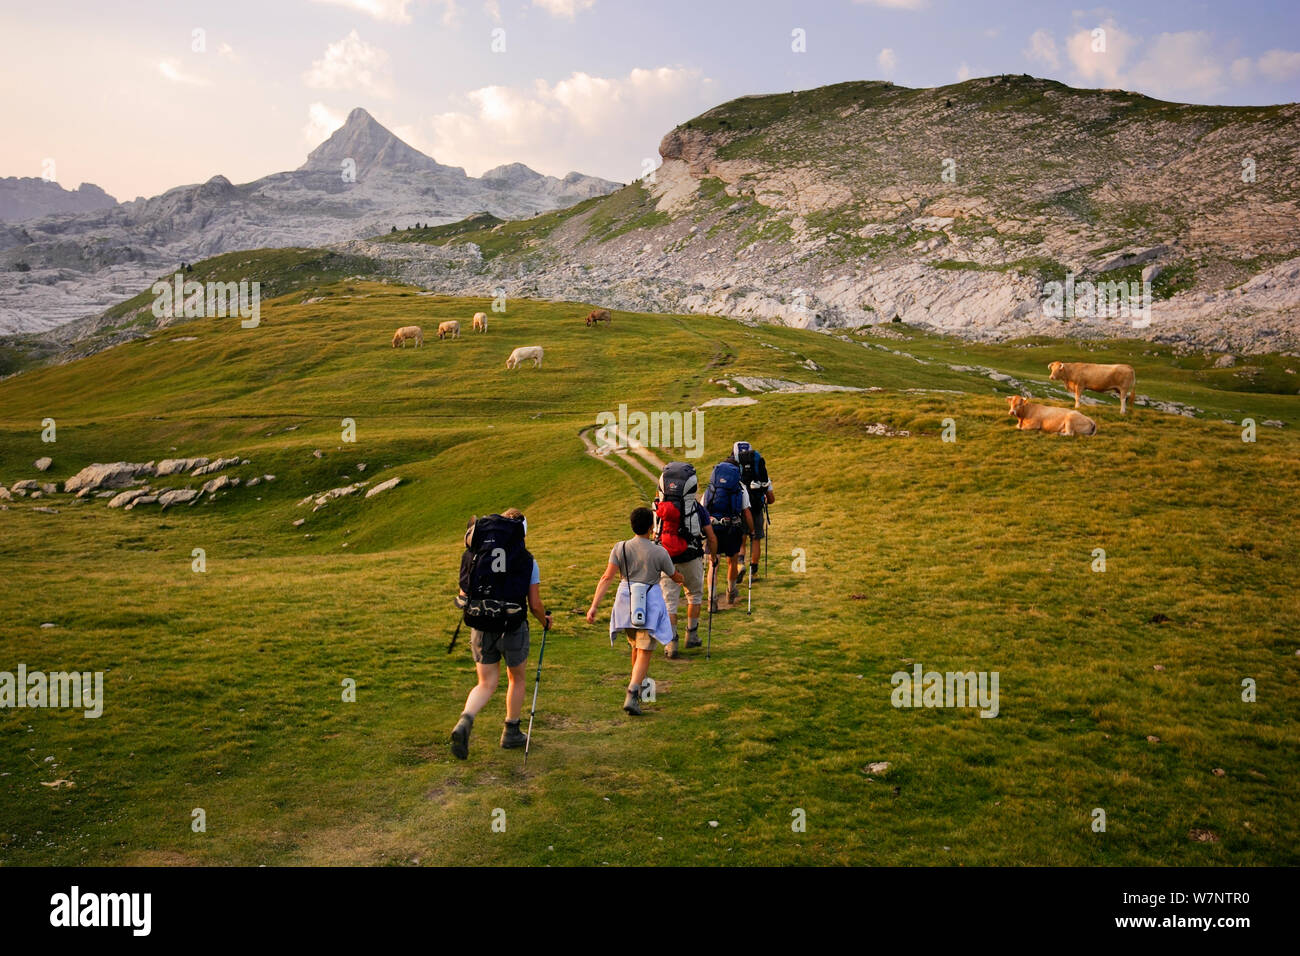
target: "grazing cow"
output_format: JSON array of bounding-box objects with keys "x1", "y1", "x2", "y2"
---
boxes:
[
  {"x1": 473, "y1": 312, "x2": 488, "y2": 333},
  {"x1": 586, "y1": 309, "x2": 612, "y2": 327},
  {"x1": 1007, "y1": 395, "x2": 1097, "y2": 436},
  {"x1": 506, "y1": 346, "x2": 544, "y2": 370},
  {"x1": 392, "y1": 326, "x2": 423, "y2": 348},
  {"x1": 1048, "y1": 361, "x2": 1137, "y2": 414},
  {"x1": 437, "y1": 320, "x2": 461, "y2": 340}
]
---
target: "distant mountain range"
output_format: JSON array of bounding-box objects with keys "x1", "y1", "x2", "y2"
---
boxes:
[
  {"x1": 0, "y1": 178, "x2": 118, "y2": 223},
  {"x1": 0, "y1": 108, "x2": 620, "y2": 333}
]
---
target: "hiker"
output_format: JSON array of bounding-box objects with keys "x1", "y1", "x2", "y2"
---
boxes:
[
  {"x1": 704, "y1": 456, "x2": 754, "y2": 609},
  {"x1": 652, "y1": 462, "x2": 718, "y2": 658},
  {"x1": 732, "y1": 441, "x2": 775, "y2": 580},
  {"x1": 587, "y1": 507, "x2": 684, "y2": 715},
  {"x1": 450, "y1": 509, "x2": 552, "y2": 759}
]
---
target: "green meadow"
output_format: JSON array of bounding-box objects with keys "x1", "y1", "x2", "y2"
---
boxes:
[{"x1": 1, "y1": 280, "x2": 1296, "y2": 866}]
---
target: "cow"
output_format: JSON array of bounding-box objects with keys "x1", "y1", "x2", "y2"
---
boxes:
[
  {"x1": 586, "y1": 309, "x2": 612, "y2": 327},
  {"x1": 1048, "y1": 361, "x2": 1137, "y2": 414},
  {"x1": 392, "y1": 326, "x2": 423, "y2": 348},
  {"x1": 472, "y1": 312, "x2": 488, "y2": 333},
  {"x1": 1007, "y1": 395, "x2": 1098, "y2": 436},
  {"x1": 437, "y1": 320, "x2": 461, "y2": 340},
  {"x1": 506, "y1": 346, "x2": 544, "y2": 370}
]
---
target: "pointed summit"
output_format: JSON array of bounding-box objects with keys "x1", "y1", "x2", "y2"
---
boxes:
[{"x1": 300, "y1": 108, "x2": 446, "y2": 178}]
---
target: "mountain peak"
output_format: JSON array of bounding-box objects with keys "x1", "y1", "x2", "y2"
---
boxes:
[{"x1": 300, "y1": 108, "x2": 443, "y2": 178}]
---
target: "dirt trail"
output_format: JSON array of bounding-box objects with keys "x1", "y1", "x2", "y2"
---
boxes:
[{"x1": 578, "y1": 426, "x2": 662, "y2": 493}]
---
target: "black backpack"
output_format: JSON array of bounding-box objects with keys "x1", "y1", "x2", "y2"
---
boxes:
[
  {"x1": 733, "y1": 441, "x2": 769, "y2": 489},
  {"x1": 459, "y1": 514, "x2": 532, "y2": 632}
]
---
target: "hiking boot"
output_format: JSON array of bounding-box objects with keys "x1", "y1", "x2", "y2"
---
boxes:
[
  {"x1": 623, "y1": 687, "x2": 643, "y2": 716},
  {"x1": 450, "y1": 713, "x2": 473, "y2": 760},
  {"x1": 500, "y1": 720, "x2": 527, "y2": 750},
  {"x1": 727, "y1": 584, "x2": 740, "y2": 605},
  {"x1": 685, "y1": 625, "x2": 702, "y2": 649},
  {"x1": 664, "y1": 638, "x2": 680, "y2": 659},
  {"x1": 750, "y1": 562, "x2": 759, "y2": 580}
]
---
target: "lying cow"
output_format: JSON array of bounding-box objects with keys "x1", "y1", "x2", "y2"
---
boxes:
[
  {"x1": 472, "y1": 312, "x2": 488, "y2": 333},
  {"x1": 506, "y1": 346, "x2": 543, "y2": 370},
  {"x1": 1007, "y1": 395, "x2": 1097, "y2": 436},
  {"x1": 392, "y1": 326, "x2": 423, "y2": 348},
  {"x1": 437, "y1": 320, "x2": 461, "y2": 340},
  {"x1": 1048, "y1": 361, "x2": 1137, "y2": 414},
  {"x1": 586, "y1": 309, "x2": 612, "y2": 327}
]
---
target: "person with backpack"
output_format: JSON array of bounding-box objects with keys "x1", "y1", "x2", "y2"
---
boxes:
[
  {"x1": 587, "y1": 507, "x2": 684, "y2": 715},
  {"x1": 731, "y1": 441, "x2": 775, "y2": 580},
  {"x1": 450, "y1": 508, "x2": 553, "y2": 759},
  {"x1": 652, "y1": 462, "x2": 719, "y2": 658},
  {"x1": 703, "y1": 456, "x2": 755, "y2": 609}
]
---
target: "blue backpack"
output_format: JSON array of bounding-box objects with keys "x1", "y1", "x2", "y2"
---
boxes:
[{"x1": 705, "y1": 460, "x2": 746, "y2": 526}]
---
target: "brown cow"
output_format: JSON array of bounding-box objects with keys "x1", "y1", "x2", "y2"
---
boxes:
[
  {"x1": 586, "y1": 309, "x2": 612, "y2": 327},
  {"x1": 1007, "y1": 396, "x2": 1097, "y2": 436},
  {"x1": 437, "y1": 320, "x2": 461, "y2": 340},
  {"x1": 1048, "y1": 361, "x2": 1137, "y2": 414}
]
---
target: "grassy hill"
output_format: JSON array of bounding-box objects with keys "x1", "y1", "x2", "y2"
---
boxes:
[{"x1": 1, "y1": 278, "x2": 1297, "y2": 865}]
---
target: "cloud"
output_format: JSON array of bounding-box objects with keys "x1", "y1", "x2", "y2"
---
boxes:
[
  {"x1": 853, "y1": 0, "x2": 928, "y2": 9},
  {"x1": 1064, "y1": 19, "x2": 1137, "y2": 87},
  {"x1": 483, "y1": 0, "x2": 502, "y2": 22},
  {"x1": 309, "y1": 0, "x2": 417, "y2": 23},
  {"x1": 1257, "y1": 48, "x2": 1300, "y2": 81},
  {"x1": 303, "y1": 103, "x2": 347, "y2": 146},
  {"x1": 956, "y1": 62, "x2": 971, "y2": 82},
  {"x1": 877, "y1": 48, "x2": 897, "y2": 75},
  {"x1": 1125, "y1": 31, "x2": 1224, "y2": 97},
  {"x1": 157, "y1": 58, "x2": 212, "y2": 87},
  {"x1": 1024, "y1": 28, "x2": 1060, "y2": 71},
  {"x1": 303, "y1": 30, "x2": 395, "y2": 99},
  {"x1": 420, "y1": 65, "x2": 712, "y2": 181},
  {"x1": 531, "y1": 0, "x2": 596, "y2": 18}
]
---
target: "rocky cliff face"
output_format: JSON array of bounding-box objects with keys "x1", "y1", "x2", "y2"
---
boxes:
[
  {"x1": 365, "y1": 76, "x2": 1300, "y2": 352},
  {"x1": 0, "y1": 109, "x2": 620, "y2": 333}
]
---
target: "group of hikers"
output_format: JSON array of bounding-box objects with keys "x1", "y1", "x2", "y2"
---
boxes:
[{"x1": 448, "y1": 441, "x2": 775, "y2": 759}]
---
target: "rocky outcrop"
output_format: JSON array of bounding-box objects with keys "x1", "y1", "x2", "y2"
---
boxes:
[
  {"x1": 63, "y1": 461, "x2": 154, "y2": 494},
  {"x1": 158, "y1": 488, "x2": 198, "y2": 508}
]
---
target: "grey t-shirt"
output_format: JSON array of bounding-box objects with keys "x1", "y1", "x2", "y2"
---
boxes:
[{"x1": 609, "y1": 536, "x2": 676, "y2": 585}]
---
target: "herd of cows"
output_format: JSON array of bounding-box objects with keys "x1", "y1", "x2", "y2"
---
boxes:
[
  {"x1": 390, "y1": 307, "x2": 1139, "y2": 433},
  {"x1": 387, "y1": 308, "x2": 614, "y2": 371}
]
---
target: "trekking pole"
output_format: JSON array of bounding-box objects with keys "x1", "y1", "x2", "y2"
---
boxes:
[
  {"x1": 523, "y1": 612, "x2": 550, "y2": 771},
  {"x1": 706, "y1": 557, "x2": 715, "y2": 660},
  {"x1": 764, "y1": 505, "x2": 770, "y2": 579},
  {"x1": 747, "y1": 536, "x2": 753, "y2": 615},
  {"x1": 446, "y1": 620, "x2": 462, "y2": 654}
]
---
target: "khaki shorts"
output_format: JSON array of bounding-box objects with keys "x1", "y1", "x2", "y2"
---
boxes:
[
  {"x1": 624, "y1": 630, "x2": 657, "y2": 650},
  {"x1": 661, "y1": 557, "x2": 705, "y2": 615}
]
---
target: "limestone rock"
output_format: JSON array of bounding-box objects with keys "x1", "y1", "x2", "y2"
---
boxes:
[
  {"x1": 364, "y1": 477, "x2": 402, "y2": 498},
  {"x1": 108, "y1": 488, "x2": 150, "y2": 508},
  {"x1": 158, "y1": 488, "x2": 199, "y2": 508},
  {"x1": 34, "y1": 457, "x2": 52, "y2": 472}
]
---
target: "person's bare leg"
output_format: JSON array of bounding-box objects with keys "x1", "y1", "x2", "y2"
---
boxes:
[
  {"x1": 463, "y1": 662, "x2": 499, "y2": 716},
  {"x1": 632, "y1": 647, "x2": 652, "y2": 688},
  {"x1": 505, "y1": 662, "x2": 526, "y2": 722}
]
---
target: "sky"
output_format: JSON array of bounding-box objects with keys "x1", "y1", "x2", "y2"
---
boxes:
[{"x1": 1, "y1": 0, "x2": 1298, "y2": 201}]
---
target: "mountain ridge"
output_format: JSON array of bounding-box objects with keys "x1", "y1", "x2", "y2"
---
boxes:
[{"x1": 0, "y1": 108, "x2": 620, "y2": 333}]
